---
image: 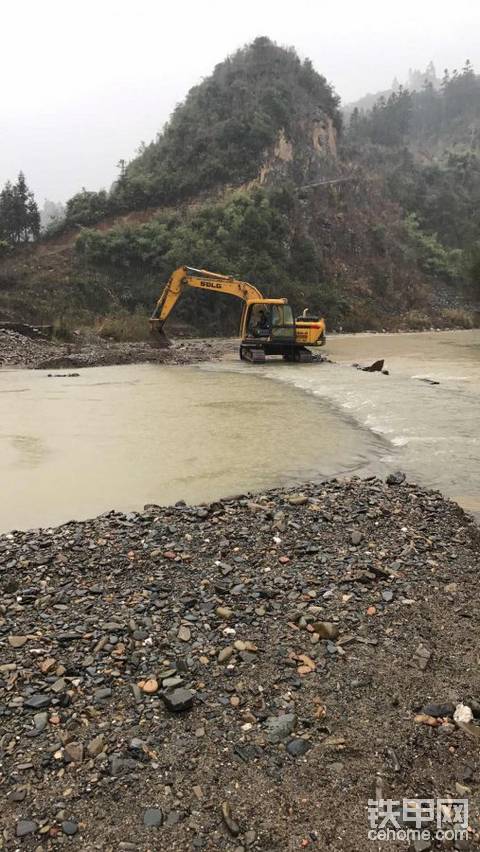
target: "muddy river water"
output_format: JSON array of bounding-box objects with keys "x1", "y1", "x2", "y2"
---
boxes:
[{"x1": 0, "y1": 330, "x2": 479, "y2": 531}]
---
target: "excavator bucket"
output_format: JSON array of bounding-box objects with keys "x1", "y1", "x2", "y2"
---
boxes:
[{"x1": 149, "y1": 327, "x2": 171, "y2": 349}]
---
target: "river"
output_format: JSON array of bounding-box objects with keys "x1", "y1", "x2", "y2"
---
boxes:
[
  {"x1": 0, "y1": 329, "x2": 478, "y2": 531},
  {"x1": 265, "y1": 329, "x2": 480, "y2": 514}
]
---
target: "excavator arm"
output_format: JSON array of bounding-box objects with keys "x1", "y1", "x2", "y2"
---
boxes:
[{"x1": 150, "y1": 266, "x2": 263, "y2": 339}]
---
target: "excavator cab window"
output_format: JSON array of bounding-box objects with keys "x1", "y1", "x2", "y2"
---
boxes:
[
  {"x1": 270, "y1": 304, "x2": 295, "y2": 340},
  {"x1": 247, "y1": 304, "x2": 295, "y2": 340},
  {"x1": 248, "y1": 305, "x2": 270, "y2": 338}
]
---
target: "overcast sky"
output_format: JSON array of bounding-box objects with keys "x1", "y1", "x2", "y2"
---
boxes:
[{"x1": 2, "y1": 0, "x2": 479, "y2": 204}]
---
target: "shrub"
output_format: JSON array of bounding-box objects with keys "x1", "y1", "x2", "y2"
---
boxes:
[
  {"x1": 96, "y1": 310, "x2": 150, "y2": 341},
  {"x1": 438, "y1": 308, "x2": 475, "y2": 328}
]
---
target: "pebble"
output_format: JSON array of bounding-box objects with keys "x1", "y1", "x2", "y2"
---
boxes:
[
  {"x1": 9, "y1": 788, "x2": 27, "y2": 803},
  {"x1": 221, "y1": 801, "x2": 240, "y2": 836},
  {"x1": 24, "y1": 693, "x2": 51, "y2": 710},
  {"x1": 161, "y1": 688, "x2": 194, "y2": 712},
  {"x1": 87, "y1": 734, "x2": 105, "y2": 756},
  {"x1": 64, "y1": 742, "x2": 84, "y2": 763},
  {"x1": 266, "y1": 713, "x2": 297, "y2": 743},
  {"x1": 143, "y1": 808, "x2": 163, "y2": 828},
  {"x1": 288, "y1": 494, "x2": 308, "y2": 506},
  {"x1": 414, "y1": 645, "x2": 432, "y2": 671},
  {"x1": 386, "y1": 471, "x2": 406, "y2": 485},
  {"x1": 178, "y1": 625, "x2": 191, "y2": 642},
  {"x1": 16, "y1": 820, "x2": 38, "y2": 837},
  {"x1": 8, "y1": 635, "x2": 28, "y2": 648},
  {"x1": 423, "y1": 702, "x2": 455, "y2": 718},
  {"x1": 94, "y1": 687, "x2": 112, "y2": 702},
  {"x1": 218, "y1": 646, "x2": 234, "y2": 663},
  {"x1": 312, "y1": 622, "x2": 339, "y2": 640},
  {"x1": 62, "y1": 820, "x2": 78, "y2": 836},
  {"x1": 33, "y1": 712, "x2": 48, "y2": 731},
  {"x1": 286, "y1": 738, "x2": 312, "y2": 757},
  {"x1": 110, "y1": 756, "x2": 138, "y2": 776},
  {"x1": 216, "y1": 606, "x2": 233, "y2": 620},
  {"x1": 412, "y1": 840, "x2": 431, "y2": 852},
  {"x1": 162, "y1": 675, "x2": 183, "y2": 688},
  {"x1": 141, "y1": 678, "x2": 159, "y2": 694}
]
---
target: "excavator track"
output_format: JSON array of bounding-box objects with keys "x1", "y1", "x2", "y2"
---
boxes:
[
  {"x1": 282, "y1": 347, "x2": 313, "y2": 363},
  {"x1": 296, "y1": 347, "x2": 314, "y2": 363},
  {"x1": 240, "y1": 346, "x2": 266, "y2": 363}
]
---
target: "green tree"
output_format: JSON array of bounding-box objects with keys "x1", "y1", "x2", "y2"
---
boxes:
[
  {"x1": 0, "y1": 173, "x2": 40, "y2": 246},
  {"x1": 65, "y1": 189, "x2": 111, "y2": 225}
]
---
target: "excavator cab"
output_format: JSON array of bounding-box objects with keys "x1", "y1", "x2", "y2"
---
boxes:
[
  {"x1": 246, "y1": 303, "x2": 295, "y2": 341},
  {"x1": 241, "y1": 300, "x2": 308, "y2": 362}
]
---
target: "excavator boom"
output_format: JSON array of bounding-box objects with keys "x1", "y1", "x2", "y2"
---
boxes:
[{"x1": 150, "y1": 266, "x2": 264, "y2": 335}]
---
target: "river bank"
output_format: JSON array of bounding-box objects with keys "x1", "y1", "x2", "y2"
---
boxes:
[
  {"x1": 1, "y1": 476, "x2": 479, "y2": 851},
  {"x1": 0, "y1": 329, "x2": 236, "y2": 370},
  {"x1": 1, "y1": 325, "x2": 478, "y2": 371}
]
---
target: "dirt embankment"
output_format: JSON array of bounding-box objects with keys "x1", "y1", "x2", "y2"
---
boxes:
[
  {"x1": 1, "y1": 477, "x2": 479, "y2": 851},
  {"x1": 0, "y1": 329, "x2": 236, "y2": 370}
]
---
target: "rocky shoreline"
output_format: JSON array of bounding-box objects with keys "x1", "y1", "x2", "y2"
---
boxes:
[
  {"x1": 1, "y1": 476, "x2": 480, "y2": 850},
  {"x1": 0, "y1": 329, "x2": 236, "y2": 370}
]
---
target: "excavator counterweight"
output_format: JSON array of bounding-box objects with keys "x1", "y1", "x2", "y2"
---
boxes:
[{"x1": 150, "y1": 266, "x2": 326, "y2": 362}]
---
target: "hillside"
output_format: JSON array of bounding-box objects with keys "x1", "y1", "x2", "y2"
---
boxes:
[{"x1": 0, "y1": 38, "x2": 479, "y2": 336}]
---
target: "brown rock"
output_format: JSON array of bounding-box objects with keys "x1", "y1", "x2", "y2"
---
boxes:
[
  {"x1": 221, "y1": 801, "x2": 240, "y2": 836},
  {"x1": 39, "y1": 657, "x2": 56, "y2": 673},
  {"x1": 216, "y1": 606, "x2": 233, "y2": 620},
  {"x1": 414, "y1": 714, "x2": 440, "y2": 727},
  {"x1": 8, "y1": 635, "x2": 28, "y2": 649},
  {"x1": 177, "y1": 625, "x2": 191, "y2": 642},
  {"x1": 288, "y1": 494, "x2": 308, "y2": 506},
  {"x1": 141, "y1": 678, "x2": 159, "y2": 694},
  {"x1": 87, "y1": 734, "x2": 105, "y2": 757},
  {"x1": 218, "y1": 646, "x2": 234, "y2": 664},
  {"x1": 64, "y1": 741, "x2": 84, "y2": 763},
  {"x1": 312, "y1": 622, "x2": 339, "y2": 640}
]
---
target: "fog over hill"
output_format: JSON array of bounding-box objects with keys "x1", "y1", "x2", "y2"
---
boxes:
[{"x1": 2, "y1": 0, "x2": 479, "y2": 202}]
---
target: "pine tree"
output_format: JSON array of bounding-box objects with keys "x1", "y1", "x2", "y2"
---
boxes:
[
  {"x1": 27, "y1": 193, "x2": 40, "y2": 240},
  {"x1": 0, "y1": 173, "x2": 40, "y2": 246}
]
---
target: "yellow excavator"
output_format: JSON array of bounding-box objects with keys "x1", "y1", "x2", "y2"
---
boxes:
[{"x1": 150, "y1": 266, "x2": 326, "y2": 363}]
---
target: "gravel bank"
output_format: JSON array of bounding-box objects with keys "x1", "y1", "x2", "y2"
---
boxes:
[
  {"x1": 0, "y1": 330, "x2": 61, "y2": 369},
  {"x1": 1, "y1": 477, "x2": 480, "y2": 850},
  {"x1": 0, "y1": 330, "x2": 236, "y2": 370}
]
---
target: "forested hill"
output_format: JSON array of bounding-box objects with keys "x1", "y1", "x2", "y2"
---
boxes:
[
  {"x1": 348, "y1": 60, "x2": 480, "y2": 151},
  {"x1": 0, "y1": 38, "x2": 479, "y2": 335},
  {"x1": 117, "y1": 37, "x2": 341, "y2": 209},
  {"x1": 63, "y1": 37, "x2": 341, "y2": 224}
]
